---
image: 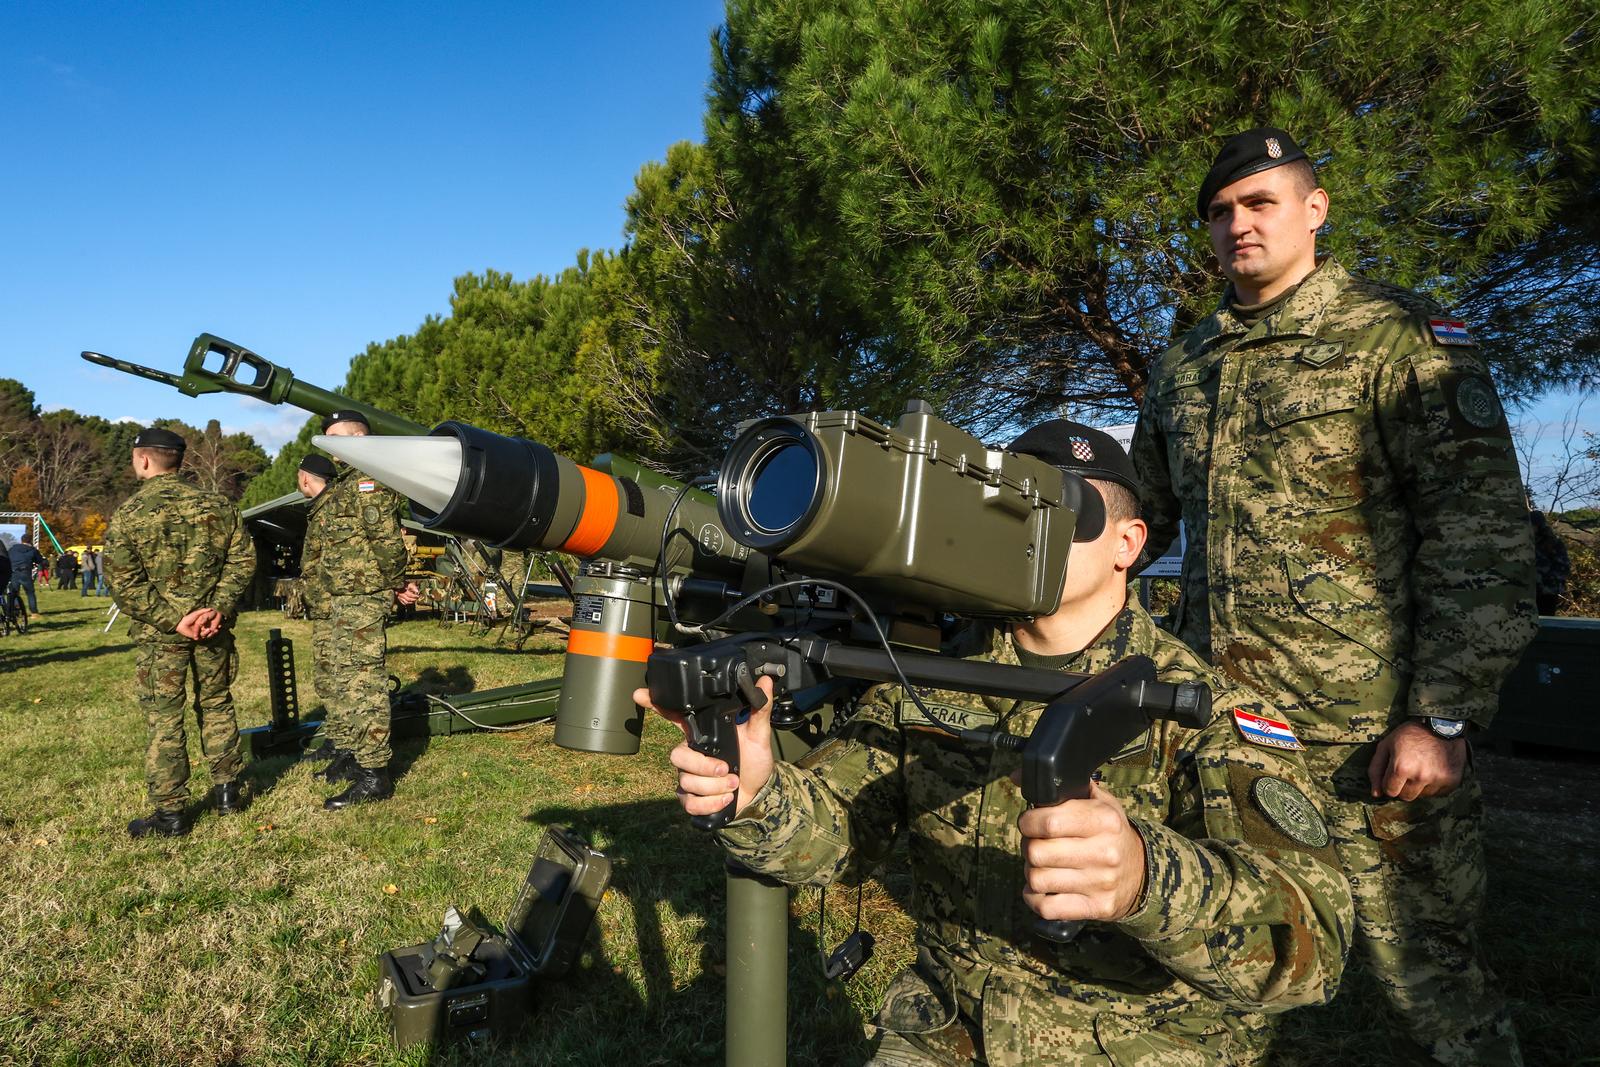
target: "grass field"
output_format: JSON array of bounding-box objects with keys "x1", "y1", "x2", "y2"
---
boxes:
[{"x1": 1, "y1": 586, "x2": 1596, "y2": 1066}]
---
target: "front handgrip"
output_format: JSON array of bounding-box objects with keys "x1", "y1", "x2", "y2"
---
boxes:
[
  {"x1": 1028, "y1": 778, "x2": 1093, "y2": 943},
  {"x1": 1034, "y1": 918, "x2": 1085, "y2": 942},
  {"x1": 686, "y1": 707, "x2": 741, "y2": 831}
]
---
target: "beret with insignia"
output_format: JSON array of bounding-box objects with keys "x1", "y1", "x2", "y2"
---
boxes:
[
  {"x1": 132, "y1": 426, "x2": 187, "y2": 452},
  {"x1": 321, "y1": 409, "x2": 371, "y2": 432},
  {"x1": 298, "y1": 453, "x2": 336, "y2": 480},
  {"x1": 1008, "y1": 419, "x2": 1141, "y2": 496},
  {"x1": 1009, "y1": 419, "x2": 1141, "y2": 544},
  {"x1": 1197, "y1": 126, "x2": 1310, "y2": 221}
]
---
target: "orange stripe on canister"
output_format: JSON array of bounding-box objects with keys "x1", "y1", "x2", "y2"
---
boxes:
[
  {"x1": 566, "y1": 629, "x2": 655, "y2": 662},
  {"x1": 561, "y1": 466, "x2": 620, "y2": 556}
]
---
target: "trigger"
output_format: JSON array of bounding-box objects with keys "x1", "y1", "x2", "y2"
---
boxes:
[{"x1": 734, "y1": 663, "x2": 764, "y2": 709}]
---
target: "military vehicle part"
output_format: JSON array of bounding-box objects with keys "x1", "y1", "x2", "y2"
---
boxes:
[{"x1": 82, "y1": 335, "x2": 427, "y2": 436}]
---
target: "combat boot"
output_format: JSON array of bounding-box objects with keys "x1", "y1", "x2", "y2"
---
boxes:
[
  {"x1": 127, "y1": 809, "x2": 189, "y2": 838},
  {"x1": 302, "y1": 739, "x2": 338, "y2": 762},
  {"x1": 323, "y1": 766, "x2": 393, "y2": 810},
  {"x1": 315, "y1": 750, "x2": 358, "y2": 783},
  {"x1": 213, "y1": 781, "x2": 246, "y2": 815}
]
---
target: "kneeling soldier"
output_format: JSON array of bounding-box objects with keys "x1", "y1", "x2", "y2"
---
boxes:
[{"x1": 644, "y1": 422, "x2": 1355, "y2": 1065}]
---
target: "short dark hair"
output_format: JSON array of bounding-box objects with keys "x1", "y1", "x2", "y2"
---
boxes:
[
  {"x1": 133, "y1": 445, "x2": 183, "y2": 471},
  {"x1": 1285, "y1": 158, "x2": 1318, "y2": 198},
  {"x1": 1090, "y1": 478, "x2": 1140, "y2": 523}
]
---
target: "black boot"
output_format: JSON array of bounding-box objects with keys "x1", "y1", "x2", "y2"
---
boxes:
[
  {"x1": 302, "y1": 739, "x2": 338, "y2": 762},
  {"x1": 127, "y1": 809, "x2": 189, "y2": 838},
  {"x1": 213, "y1": 781, "x2": 246, "y2": 815},
  {"x1": 323, "y1": 766, "x2": 393, "y2": 810},
  {"x1": 314, "y1": 750, "x2": 358, "y2": 783}
]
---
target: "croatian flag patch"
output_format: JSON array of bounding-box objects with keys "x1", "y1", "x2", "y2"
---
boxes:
[
  {"x1": 1232, "y1": 708, "x2": 1305, "y2": 751},
  {"x1": 1428, "y1": 319, "x2": 1474, "y2": 346},
  {"x1": 358, "y1": 479, "x2": 377, "y2": 493}
]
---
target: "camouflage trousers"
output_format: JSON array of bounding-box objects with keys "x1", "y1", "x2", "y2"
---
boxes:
[
  {"x1": 863, "y1": 957, "x2": 1263, "y2": 1066},
  {"x1": 1298, "y1": 742, "x2": 1522, "y2": 1066},
  {"x1": 136, "y1": 631, "x2": 242, "y2": 811},
  {"x1": 312, "y1": 592, "x2": 393, "y2": 770}
]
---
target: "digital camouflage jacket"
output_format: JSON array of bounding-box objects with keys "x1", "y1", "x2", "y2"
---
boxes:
[
  {"x1": 103, "y1": 472, "x2": 256, "y2": 641},
  {"x1": 1130, "y1": 259, "x2": 1537, "y2": 741},
  {"x1": 300, "y1": 462, "x2": 409, "y2": 617},
  {"x1": 718, "y1": 602, "x2": 1354, "y2": 1063}
]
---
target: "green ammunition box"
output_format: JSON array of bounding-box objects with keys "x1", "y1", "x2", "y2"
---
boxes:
[{"x1": 378, "y1": 826, "x2": 612, "y2": 1050}]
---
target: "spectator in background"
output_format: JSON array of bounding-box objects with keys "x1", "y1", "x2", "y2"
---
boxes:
[
  {"x1": 55, "y1": 550, "x2": 78, "y2": 590},
  {"x1": 1529, "y1": 508, "x2": 1571, "y2": 615},
  {"x1": 7, "y1": 533, "x2": 47, "y2": 619},
  {"x1": 94, "y1": 546, "x2": 109, "y2": 596},
  {"x1": 81, "y1": 548, "x2": 98, "y2": 597}
]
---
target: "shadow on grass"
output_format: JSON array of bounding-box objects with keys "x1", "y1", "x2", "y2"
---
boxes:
[
  {"x1": 497, "y1": 798, "x2": 875, "y2": 1067},
  {"x1": 0, "y1": 640, "x2": 135, "y2": 671}
]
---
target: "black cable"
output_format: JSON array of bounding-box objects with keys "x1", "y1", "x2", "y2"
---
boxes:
[
  {"x1": 654, "y1": 474, "x2": 718, "y2": 632},
  {"x1": 693, "y1": 577, "x2": 1003, "y2": 746}
]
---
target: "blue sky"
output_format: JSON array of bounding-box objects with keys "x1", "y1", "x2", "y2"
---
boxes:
[
  {"x1": 1, "y1": 2, "x2": 1592, "y2": 501},
  {"x1": 1, "y1": 1, "x2": 723, "y2": 450}
]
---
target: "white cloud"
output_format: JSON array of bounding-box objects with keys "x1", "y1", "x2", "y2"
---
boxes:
[{"x1": 220, "y1": 397, "x2": 313, "y2": 455}]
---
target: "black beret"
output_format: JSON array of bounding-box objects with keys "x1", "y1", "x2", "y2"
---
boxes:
[
  {"x1": 1008, "y1": 420, "x2": 1140, "y2": 497},
  {"x1": 132, "y1": 426, "x2": 187, "y2": 451},
  {"x1": 1196, "y1": 126, "x2": 1310, "y2": 221},
  {"x1": 298, "y1": 453, "x2": 336, "y2": 480},
  {"x1": 321, "y1": 409, "x2": 370, "y2": 432}
]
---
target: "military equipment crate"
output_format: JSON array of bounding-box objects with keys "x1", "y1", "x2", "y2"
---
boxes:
[{"x1": 378, "y1": 826, "x2": 611, "y2": 1050}]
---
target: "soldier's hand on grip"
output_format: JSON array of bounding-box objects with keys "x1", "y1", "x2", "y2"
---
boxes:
[
  {"x1": 636, "y1": 676, "x2": 777, "y2": 823},
  {"x1": 1017, "y1": 780, "x2": 1147, "y2": 923}
]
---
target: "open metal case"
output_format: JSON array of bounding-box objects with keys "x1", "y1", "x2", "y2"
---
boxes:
[{"x1": 378, "y1": 825, "x2": 612, "y2": 1050}]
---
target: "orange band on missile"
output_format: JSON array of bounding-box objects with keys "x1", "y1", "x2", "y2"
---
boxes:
[
  {"x1": 566, "y1": 629, "x2": 655, "y2": 662},
  {"x1": 561, "y1": 466, "x2": 620, "y2": 557}
]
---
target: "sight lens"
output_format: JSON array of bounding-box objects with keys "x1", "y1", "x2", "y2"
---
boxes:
[{"x1": 747, "y1": 441, "x2": 817, "y2": 534}]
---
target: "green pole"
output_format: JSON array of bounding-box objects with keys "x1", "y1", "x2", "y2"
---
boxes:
[
  {"x1": 726, "y1": 864, "x2": 788, "y2": 1067},
  {"x1": 37, "y1": 515, "x2": 64, "y2": 554}
]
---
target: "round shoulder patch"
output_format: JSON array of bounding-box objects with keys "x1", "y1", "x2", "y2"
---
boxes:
[
  {"x1": 362, "y1": 504, "x2": 382, "y2": 525},
  {"x1": 1250, "y1": 776, "x2": 1330, "y2": 848},
  {"x1": 1455, "y1": 376, "x2": 1502, "y2": 429}
]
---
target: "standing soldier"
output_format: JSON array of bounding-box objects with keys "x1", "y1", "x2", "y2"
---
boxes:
[
  {"x1": 1132, "y1": 128, "x2": 1537, "y2": 1064},
  {"x1": 104, "y1": 426, "x2": 256, "y2": 838},
  {"x1": 300, "y1": 413, "x2": 419, "y2": 810}
]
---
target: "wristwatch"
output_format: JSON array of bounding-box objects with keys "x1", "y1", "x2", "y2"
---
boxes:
[{"x1": 1423, "y1": 716, "x2": 1469, "y2": 740}]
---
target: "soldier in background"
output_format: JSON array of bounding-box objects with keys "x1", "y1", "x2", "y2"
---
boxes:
[
  {"x1": 647, "y1": 423, "x2": 1355, "y2": 1065},
  {"x1": 299, "y1": 414, "x2": 419, "y2": 810},
  {"x1": 296, "y1": 452, "x2": 334, "y2": 501},
  {"x1": 1131, "y1": 128, "x2": 1537, "y2": 1064},
  {"x1": 104, "y1": 427, "x2": 256, "y2": 838}
]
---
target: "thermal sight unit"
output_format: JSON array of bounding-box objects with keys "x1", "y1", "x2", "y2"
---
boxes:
[{"x1": 717, "y1": 400, "x2": 1085, "y2": 617}]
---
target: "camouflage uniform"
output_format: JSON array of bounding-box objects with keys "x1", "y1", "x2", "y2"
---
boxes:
[
  {"x1": 103, "y1": 472, "x2": 256, "y2": 812},
  {"x1": 300, "y1": 462, "x2": 409, "y2": 770},
  {"x1": 719, "y1": 602, "x2": 1355, "y2": 1066},
  {"x1": 1131, "y1": 258, "x2": 1537, "y2": 1064}
]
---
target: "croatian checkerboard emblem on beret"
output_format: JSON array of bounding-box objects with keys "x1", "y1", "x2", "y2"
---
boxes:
[
  {"x1": 1069, "y1": 437, "x2": 1095, "y2": 462},
  {"x1": 1265, "y1": 137, "x2": 1282, "y2": 159}
]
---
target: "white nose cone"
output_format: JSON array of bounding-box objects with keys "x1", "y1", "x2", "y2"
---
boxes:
[{"x1": 311, "y1": 434, "x2": 463, "y2": 514}]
